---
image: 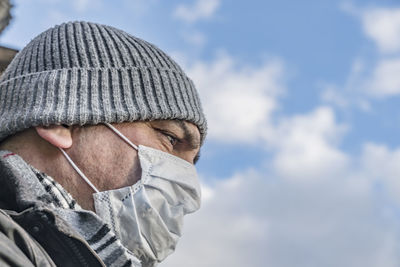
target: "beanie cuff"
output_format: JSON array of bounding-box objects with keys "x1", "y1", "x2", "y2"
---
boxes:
[{"x1": 0, "y1": 66, "x2": 207, "y2": 142}]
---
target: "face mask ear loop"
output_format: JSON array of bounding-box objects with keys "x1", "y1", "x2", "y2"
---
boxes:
[
  {"x1": 104, "y1": 123, "x2": 138, "y2": 150},
  {"x1": 58, "y1": 148, "x2": 100, "y2": 193}
]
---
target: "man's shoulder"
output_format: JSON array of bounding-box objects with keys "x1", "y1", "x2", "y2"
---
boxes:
[{"x1": 0, "y1": 208, "x2": 57, "y2": 266}]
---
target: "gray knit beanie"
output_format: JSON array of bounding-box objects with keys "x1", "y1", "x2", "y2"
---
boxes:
[{"x1": 0, "y1": 21, "x2": 207, "y2": 143}]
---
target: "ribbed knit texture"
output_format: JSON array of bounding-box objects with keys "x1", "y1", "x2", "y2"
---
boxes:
[{"x1": 0, "y1": 21, "x2": 206, "y2": 142}]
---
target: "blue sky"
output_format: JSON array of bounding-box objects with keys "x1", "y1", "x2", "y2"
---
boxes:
[{"x1": 3, "y1": 0, "x2": 400, "y2": 266}]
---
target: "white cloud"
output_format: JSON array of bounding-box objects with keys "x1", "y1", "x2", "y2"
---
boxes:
[
  {"x1": 361, "y1": 8, "x2": 400, "y2": 54},
  {"x1": 184, "y1": 52, "x2": 349, "y2": 178},
  {"x1": 174, "y1": 0, "x2": 221, "y2": 23},
  {"x1": 320, "y1": 58, "x2": 371, "y2": 109},
  {"x1": 324, "y1": 6, "x2": 400, "y2": 103},
  {"x1": 269, "y1": 106, "x2": 349, "y2": 180},
  {"x1": 319, "y1": 51, "x2": 400, "y2": 103},
  {"x1": 321, "y1": 85, "x2": 349, "y2": 108},
  {"x1": 184, "y1": 54, "x2": 350, "y2": 183},
  {"x1": 366, "y1": 58, "x2": 400, "y2": 97},
  {"x1": 359, "y1": 143, "x2": 400, "y2": 206},
  {"x1": 185, "y1": 53, "x2": 285, "y2": 143},
  {"x1": 163, "y1": 163, "x2": 400, "y2": 267}
]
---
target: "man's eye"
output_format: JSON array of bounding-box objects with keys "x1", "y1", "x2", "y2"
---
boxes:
[
  {"x1": 165, "y1": 134, "x2": 178, "y2": 146},
  {"x1": 154, "y1": 127, "x2": 179, "y2": 147}
]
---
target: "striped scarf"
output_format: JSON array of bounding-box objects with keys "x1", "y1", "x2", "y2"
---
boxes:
[{"x1": 32, "y1": 167, "x2": 142, "y2": 267}]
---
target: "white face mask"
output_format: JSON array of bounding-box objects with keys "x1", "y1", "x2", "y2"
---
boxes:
[{"x1": 59, "y1": 123, "x2": 201, "y2": 266}]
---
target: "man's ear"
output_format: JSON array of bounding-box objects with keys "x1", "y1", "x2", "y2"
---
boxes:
[{"x1": 35, "y1": 125, "x2": 73, "y2": 149}]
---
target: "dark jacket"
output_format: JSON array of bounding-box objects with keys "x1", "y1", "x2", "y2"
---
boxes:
[
  {"x1": 0, "y1": 208, "x2": 103, "y2": 266},
  {"x1": 0, "y1": 151, "x2": 106, "y2": 266}
]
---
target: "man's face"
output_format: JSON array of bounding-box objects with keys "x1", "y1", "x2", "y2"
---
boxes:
[{"x1": 67, "y1": 120, "x2": 201, "y2": 195}]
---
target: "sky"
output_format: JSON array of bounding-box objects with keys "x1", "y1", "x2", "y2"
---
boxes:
[{"x1": 2, "y1": 0, "x2": 400, "y2": 266}]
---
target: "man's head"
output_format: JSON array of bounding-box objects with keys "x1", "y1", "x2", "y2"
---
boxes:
[{"x1": 0, "y1": 21, "x2": 206, "y2": 210}]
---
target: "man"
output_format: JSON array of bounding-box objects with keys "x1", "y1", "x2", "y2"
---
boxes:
[{"x1": 0, "y1": 21, "x2": 207, "y2": 267}]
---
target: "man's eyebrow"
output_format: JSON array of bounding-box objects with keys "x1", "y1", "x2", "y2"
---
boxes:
[{"x1": 174, "y1": 120, "x2": 201, "y2": 150}]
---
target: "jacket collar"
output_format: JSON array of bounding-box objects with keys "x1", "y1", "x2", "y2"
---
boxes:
[{"x1": 0, "y1": 150, "x2": 141, "y2": 267}]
